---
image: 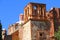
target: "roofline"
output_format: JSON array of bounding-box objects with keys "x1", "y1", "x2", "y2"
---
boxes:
[{"x1": 24, "y1": 2, "x2": 46, "y2": 9}]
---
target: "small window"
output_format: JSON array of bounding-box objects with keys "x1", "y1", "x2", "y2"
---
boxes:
[
  {"x1": 40, "y1": 33, "x2": 42, "y2": 36},
  {"x1": 27, "y1": 7, "x2": 29, "y2": 13}
]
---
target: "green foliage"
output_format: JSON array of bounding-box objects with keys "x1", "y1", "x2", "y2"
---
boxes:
[
  {"x1": 55, "y1": 26, "x2": 60, "y2": 40},
  {"x1": 0, "y1": 21, "x2": 2, "y2": 40}
]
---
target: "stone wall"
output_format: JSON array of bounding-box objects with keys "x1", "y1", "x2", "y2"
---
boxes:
[
  {"x1": 12, "y1": 31, "x2": 19, "y2": 40},
  {"x1": 22, "y1": 21, "x2": 31, "y2": 40},
  {"x1": 31, "y1": 20, "x2": 51, "y2": 40}
]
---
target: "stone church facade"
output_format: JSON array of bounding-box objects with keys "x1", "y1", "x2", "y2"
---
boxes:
[{"x1": 3, "y1": 2, "x2": 60, "y2": 40}]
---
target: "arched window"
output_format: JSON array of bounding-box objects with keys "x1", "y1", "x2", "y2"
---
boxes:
[
  {"x1": 38, "y1": 7, "x2": 41, "y2": 16},
  {"x1": 33, "y1": 6, "x2": 37, "y2": 16},
  {"x1": 27, "y1": 7, "x2": 29, "y2": 16},
  {"x1": 33, "y1": 6, "x2": 37, "y2": 10}
]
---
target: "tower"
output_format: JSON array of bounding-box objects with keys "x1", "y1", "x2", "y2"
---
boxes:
[
  {"x1": 22, "y1": 2, "x2": 54, "y2": 40},
  {"x1": 24, "y1": 2, "x2": 46, "y2": 23},
  {"x1": 48, "y1": 8, "x2": 60, "y2": 31},
  {"x1": 19, "y1": 14, "x2": 24, "y2": 24}
]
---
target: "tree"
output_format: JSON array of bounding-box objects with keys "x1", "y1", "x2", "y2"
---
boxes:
[
  {"x1": 55, "y1": 26, "x2": 60, "y2": 40},
  {"x1": 0, "y1": 20, "x2": 2, "y2": 40}
]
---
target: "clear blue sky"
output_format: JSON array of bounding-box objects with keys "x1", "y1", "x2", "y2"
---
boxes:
[{"x1": 0, "y1": 0, "x2": 60, "y2": 30}]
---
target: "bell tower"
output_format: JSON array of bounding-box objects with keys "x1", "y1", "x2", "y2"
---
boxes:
[
  {"x1": 24, "y1": 2, "x2": 46, "y2": 23},
  {"x1": 23, "y1": 2, "x2": 54, "y2": 40}
]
